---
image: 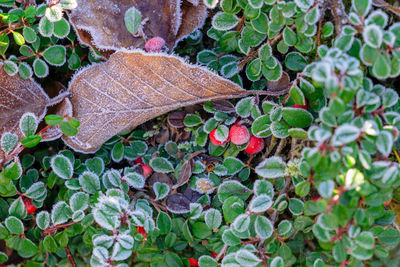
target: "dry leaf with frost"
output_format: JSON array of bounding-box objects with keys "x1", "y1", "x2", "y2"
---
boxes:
[
  {"x1": 70, "y1": 0, "x2": 182, "y2": 51},
  {"x1": 62, "y1": 50, "x2": 255, "y2": 153},
  {"x1": 0, "y1": 64, "x2": 49, "y2": 164},
  {"x1": 70, "y1": 0, "x2": 207, "y2": 54},
  {"x1": 177, "y1": 0, "x2": 207, "y2": 40}
]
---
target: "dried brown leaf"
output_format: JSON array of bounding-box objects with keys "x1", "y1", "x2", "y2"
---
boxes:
[
  {"x1": 177, "y1": 1, "x2": 208, "y2": 41},
  {"x1": 63, "y1": 50, "x2": 253, "y2": 153},
  {"x1": 167, "y1": 111, "x2": 186, "y2": 128},
  {"x1": 173, "y1": 159, "x2": 194, "y2": 189},
  {"x1": 211, "y1": 100, "x2": 235, "y2": 113},
  {"x1": 185, "y1": 0, "x2": 199, "y2": 6},
  {"x1": 0, "y1": 64, "x2": 50, "y2": 164},
  {"x1": 267, "y1": 71, "x2": 290, "y2": 92},
  {"x1": 70, "y1": 0, "x2": 182, "y2": 51}
]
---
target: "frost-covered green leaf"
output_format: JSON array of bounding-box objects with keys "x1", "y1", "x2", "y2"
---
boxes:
[
  {"x1": 1, "y1": 132, "x2": 18, "y2": 153},
  {"x1": 255, "y1": 156, "x2": 286, "y2": 178},
  {"x1": 51, "y1": 201, "x2": 72, "y2": 225},
  {"x1": 79, "y1": 171, "x2": 100, "y2": 194},
  {"x1": 153, "y1": 182, "x2": 169, "y2": 200},
  {"x1": 204, "y1": 208, "x2": 222, "y2": 230},
  {"x1": 51, "y1": 154, "x2": 73, "y2": 179}
]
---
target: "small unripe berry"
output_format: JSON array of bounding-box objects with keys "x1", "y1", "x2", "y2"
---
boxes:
[
  {"x1": 229, "y1": 124, "x2": 250, "y2": 145},
  {"x1": 244, "y1": 136, "x2": 264, "y2": 154},
  {"x1": 145, "y1": 37, "x2": 166, "y2": 52},
  {"x1": 293, "y1": 99, "x2": 307, "y2": 110},
  {"x1": 142, "y1": 164, "x2": 153, "y2": 178},
  {"x1": 188, "y1": 258, "x2": 199, "y2": 267},
  {"x1": 24, "y1": 199, "x2": 36, "y2": 214},
  {"x1": 209, "y1": 128, "x2": 229, "y2": 146}
]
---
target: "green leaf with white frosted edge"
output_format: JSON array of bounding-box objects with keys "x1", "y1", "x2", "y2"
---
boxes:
[
  {"x1": 235, "y1": 249, "x2": 261, "y2": 267},
  {"x1": 255, "y1": 216, "x2": 273, "y2": 239},
  {"x1": 36, "y1": 211, "x2": 50, "y2": 230},
  {"x1": 45, "y1": 4, "x2": 63, "y2": 22},
  {"x1": 42, "y1": 45, "x2": 66, "y2": 66},
  {"x1": 352, "y1": 0, "x2": 372, "y2": 16},
  {"x1": 53, "y1": 18, "x2": 70, "y2": 38},
  {"x1": 38, "y1": 16, "x2": 54, "y2": 37},
  {"x1": 9, "y1": 198, "x2": 26, "y2": 219},
  {"x1": 33, "y1": 58, "x2": 49, "y2": 78},
  {"x1": 376, "y1": 131, "x2": 393, "y2": 156},
  {"x1": 235, "y1": 97, "x2": 255, "y2": 118},
  {"x1": 232, "y1": 213, "x2": 250, "y2": 232},
  {"x1": 51, "y1": 201, "x2": 72, "y2": 225},
  {"x1": 153, "y1": 182, "x2": 169, "y2": 200},
  {"x1": 70, "y1": 192, "x2": 89, "y2": 211},
  {"x1": 363, "y1": 24, "x2": 382, "y2": 48},
  {"x1": 150, "y1": 157, "x2": 174, "y2": 173},
  {"x1": 204, "y1": 208, "x2": 222, "y2": 230},
  {"x1": 1, "y1": 132, "x2": 18, "y2": 153},
  {"x1": 5, "y1": 216, "x2": 24, "y2": 234},
  {"x1": 51, "y1": 154, "x2": 73, "y2": 179},
  {"x1": 124, "y1": 6, "x2": 142, "y2": 35},
  {"x1": 19, "y1": 113, "x2": 37, "y2": 137},
  {"x1": 19, "y1": 62, "x2": 33, "y2": 79},
  {"x1": 199, "y1": 255, "x2": 218, "y2": 267},
  {"x1": 3, "y1": 60, "x2": 18, "y2": 76},
  {"x1": 124, "y1": 173, "x2": 145, "y2": 189},
  {"x1": 331, "y1": 124, "x2": 360, "y2": 146},
  {"x1": 79, "y1": 171, "x2": 100, "y2": 194},
  {"x1": 270, "y1": 257, "x2": 284, "y2": 267},
  {"x1": 281, "y1": 107, "x2": 313, "y2": 128},
  {"x1": 255, "y1": 156, "x2": 286, "y2": 178},
  {"x1": 249, "y1": 194, "x2": 273, "y2": 213},
  {"x1": 212, "y1": 12, "x2": 239, "y2": 31},
  {"x1": 26, "y1": 182, "x2": 46, "y2": 199}
]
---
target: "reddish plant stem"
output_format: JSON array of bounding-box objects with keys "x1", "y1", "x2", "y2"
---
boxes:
[
  {"x1": 44, "y1": 221, "x2": 79, "y2": 234},
  {"x1": 65, "y1": 245, "x2": 77, "y2": 267}
]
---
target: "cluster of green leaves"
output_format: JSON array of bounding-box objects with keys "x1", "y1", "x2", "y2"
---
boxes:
[{"x1": 0, "y1": 0, "x2": 102, "y2": 79}]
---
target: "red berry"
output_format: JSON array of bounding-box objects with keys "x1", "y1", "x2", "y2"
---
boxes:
[
  {"x1": 209, "y1": 128, "x2": 229, "y2": 146},
  {"x1": 141, "y1": 164, "x2": 153, "y2": 178},
  {"x1": 188, "y1": 258, "x2": 199, "y2": 267},
  {"x1": 133, "y1": 157, "x2": 143, "y2": 164},
  {"x1": 244, "y1": 136, "x2": 264, "y2": 154},
  {"x1": 145, "y1": 37, "x2": 166, "y2": 52},
  {"x1": 383, "y1": 200, "x2": 391, "y2": 206},
  {"x1": 311, "y1": 196, "x2": 321, "y2": 202},
  {"x1": 229, "y1": 124, "x2": 250, "y2": 145},
  {"x1": 293, "y1": 99, "x2": 307, "y2": 110},
  {"x1": 211, "y1": 251, "x2": 218, "y2": 258},
  {"x1": 24, "y1": 199, "x2": 36, "y2": 214},
  {"x1": 136, "y1": 226, "x2": 148, "y2": 238}
]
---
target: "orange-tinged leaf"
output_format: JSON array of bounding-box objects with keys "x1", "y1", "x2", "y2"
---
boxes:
[
  {"x1": 0, "y1": 63, "x2": 50, "y2": 164},
  {"x1": 70, "y1": 0, "x2": 182, "y2": 51},
  {"x1": 62, "y1": 50, "x2": 254, "y2": 153}
]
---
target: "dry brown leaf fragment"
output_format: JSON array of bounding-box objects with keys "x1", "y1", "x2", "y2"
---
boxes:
[
  {"x1": 177, "y1": 1, "x2": 208, "y2": 41},
  {"x1": 0, "y1": 64, "x2": 50, "y2": 164},
  {"x1": 70, "y1": 0, "x2": 182, "y2": 51},
  {"x1": 62, "y1": 50, "x2": 253, "y2": 153}
]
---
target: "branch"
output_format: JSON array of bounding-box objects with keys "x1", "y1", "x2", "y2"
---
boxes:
[
  {"x1": 65, "y1": 245, "x2": 77, "y2": 267},
  {"x1": 373, "y1": 0, "x2": 400, "y2": 17}
]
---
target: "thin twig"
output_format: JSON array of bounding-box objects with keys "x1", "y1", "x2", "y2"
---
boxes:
[{"x1": 65, "y1": 246, "x2": 77, "y2": 267}]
